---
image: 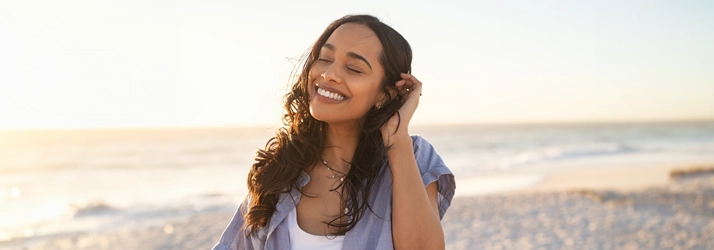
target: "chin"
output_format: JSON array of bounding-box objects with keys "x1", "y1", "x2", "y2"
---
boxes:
[
  {"x1": 310, "y1": 109, "x2": 369, "y2": 128},
  {"x1": 309, "y1": 103, "x2": 334, "y2": 123}
]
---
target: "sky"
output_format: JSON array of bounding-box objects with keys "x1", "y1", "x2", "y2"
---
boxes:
[{"x1": 1, "y1": 0, "x2": 713, "y2": 130}]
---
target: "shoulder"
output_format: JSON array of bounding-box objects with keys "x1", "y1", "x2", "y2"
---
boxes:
[
  {"x1": 213, "y1": 194, "x2": 266, "y2": 250},
  {"x1": 409, "y1": 135, "x2": 456, "y2": 219},
  {"x1": 408, "y1": 135, "x2": 450, "y2": 183},
  {"x1": 410, "y1": 135, "x2": 435, "y2": 153},
  {"x1": 409, "y1": 135, "x2": 446, "y2": 174}
]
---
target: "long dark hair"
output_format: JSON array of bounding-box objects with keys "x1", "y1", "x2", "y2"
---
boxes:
[{"x1": 244, "y1": 14, "x2": 412, "y2": 235}]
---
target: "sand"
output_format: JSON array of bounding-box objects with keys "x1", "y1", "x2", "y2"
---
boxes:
[
  {"x1": 443, "y1": 172, "x2": 714, "y2": 249},
  {"x1": 3, "y1": 164, "x2": 714, "y2": 250}
]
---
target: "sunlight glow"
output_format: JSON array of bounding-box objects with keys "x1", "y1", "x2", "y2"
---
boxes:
[{"x1": 1, "y1": 1, "x2": 713, "y2": 129}]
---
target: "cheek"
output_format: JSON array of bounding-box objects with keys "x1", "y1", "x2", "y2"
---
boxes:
[
  {"x1": 309, "y1": 63, "x2": 326, "y2": 79},
  {"x1": 352, "y1": 81, "x2": 383, "y2": 107},
  {"x1": 307, "y1": 67, "x2": 321, "y2": 95},
  {"x1": 308, "y1": 68, "x2": 318, "y2": 84}
]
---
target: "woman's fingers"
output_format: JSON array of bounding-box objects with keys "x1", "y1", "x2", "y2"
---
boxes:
[
  {"x1": 398, "y1": 88, "x2": 409, "y2": 97},
  {"x1": 401, "y1": 73, "x2": 422, "y2": 92},
  {"x1": 395, "y1": 79, "x2": 405, "y2": 87},
  {"x1": 396, "y1": 73, "x2": 421, "y2": 98}
]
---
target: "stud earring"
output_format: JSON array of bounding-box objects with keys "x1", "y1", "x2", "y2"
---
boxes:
[{"x1": 375, "y1": 104, "x2": 381, "y2": 110}]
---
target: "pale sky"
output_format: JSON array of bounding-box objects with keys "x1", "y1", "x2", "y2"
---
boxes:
[{"x1": 1, "y1": 0, "x2": 713, "y2": 130}]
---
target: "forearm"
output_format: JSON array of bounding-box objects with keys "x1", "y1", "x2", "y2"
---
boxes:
[{"x1": 387, "y1": 133, "x2": 445, "y2": 250}]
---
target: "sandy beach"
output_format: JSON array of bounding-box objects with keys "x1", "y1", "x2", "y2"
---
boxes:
[
  {"x1": 444, "y1": 167, "x2": 714, "y2": 249},
  {"x1": 3, "y1": 162, "x2": 714, "y2": 250}
]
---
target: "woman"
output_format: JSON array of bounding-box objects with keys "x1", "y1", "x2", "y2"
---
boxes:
[{"x1": 213, "y1": 14, "x2": 455, "y2": 250}]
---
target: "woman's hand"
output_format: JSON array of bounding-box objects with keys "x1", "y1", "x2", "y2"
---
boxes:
[{"x1": 381, "y1": 73, "x2": 422, "y2": 144}]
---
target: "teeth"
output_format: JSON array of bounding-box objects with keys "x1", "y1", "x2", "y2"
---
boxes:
[{"x1": 317, "y1": 87, "x2": 345, "y2": 101}]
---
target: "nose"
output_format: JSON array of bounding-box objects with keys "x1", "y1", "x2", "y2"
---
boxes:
[{"x1": 320, "y1": 62, "x2": 343, "y2": 84}]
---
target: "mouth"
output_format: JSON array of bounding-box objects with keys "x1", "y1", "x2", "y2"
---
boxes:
[{"x1": 315, "y1": 86, "x2": 347, "y2": 101}]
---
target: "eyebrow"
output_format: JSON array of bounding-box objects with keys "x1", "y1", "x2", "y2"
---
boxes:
[{"x1": 322, "y1": 43, "x2": 373, "y2": 70}]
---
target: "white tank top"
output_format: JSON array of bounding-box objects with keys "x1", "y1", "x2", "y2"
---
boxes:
[{"x1": 287, "y1": 207, "x2": 345, "y2": 250}]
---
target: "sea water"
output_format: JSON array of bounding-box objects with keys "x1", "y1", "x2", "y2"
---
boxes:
[{"x1": 1, "y1": 122, "x2": 713, "y2": 243}]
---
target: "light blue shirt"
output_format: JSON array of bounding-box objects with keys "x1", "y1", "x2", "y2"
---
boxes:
[{"x1": 213, "y1": 135, "x2": 456, "y2": 250}]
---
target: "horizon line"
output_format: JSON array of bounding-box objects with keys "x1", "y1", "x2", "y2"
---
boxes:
[{"x1": 1, "y1": 118, "x2": 712, "y2": 132}]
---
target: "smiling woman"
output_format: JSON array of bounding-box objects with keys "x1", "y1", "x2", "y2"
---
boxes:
[
  {"x1": 212, "y1": 15, "x2": 455, "y2": 250},
  {"x1": 309, "y1": 23, "x2": 387, "y2": 124}
]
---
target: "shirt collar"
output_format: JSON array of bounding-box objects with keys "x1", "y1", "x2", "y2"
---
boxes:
[{"x1": 265, "y1": 171, "x2": 310, "y2": 236}]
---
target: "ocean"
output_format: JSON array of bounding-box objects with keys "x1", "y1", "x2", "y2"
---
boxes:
[{"x1": 1, "y1": 121, "x2": 713, "y2": 243}]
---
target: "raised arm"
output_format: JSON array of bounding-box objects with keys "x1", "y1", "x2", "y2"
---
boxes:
[{"x1": 382, "y1": 73, "x2": 445, "y2": 250}]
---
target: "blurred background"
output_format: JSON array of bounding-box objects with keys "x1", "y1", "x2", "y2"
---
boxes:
[{"x1": 1, "y1": 0, "x2": 713, "y2": 249}]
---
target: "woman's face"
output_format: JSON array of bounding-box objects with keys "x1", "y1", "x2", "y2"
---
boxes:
[{"x1": 308, "y1": 23, "x2": 385, "y2": 125}]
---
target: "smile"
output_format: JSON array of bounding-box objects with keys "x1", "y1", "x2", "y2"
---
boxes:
[{"x1": 317, "y1": 87, "x2": 346, "y2": 101}]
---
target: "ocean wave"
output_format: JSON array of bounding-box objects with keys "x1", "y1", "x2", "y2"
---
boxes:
[
  {"x1": 489, "y1": 143, "x2": 635, "y2": 170},
  {"x1": 71, "y1": 201, "x2": 118, "y2": 218},
  {"x1": 198, "y1": 192, "x2": 225, "y2": 198},
  {"x1": 545, "y1": 143, "x2": 634, "y2": 160}
]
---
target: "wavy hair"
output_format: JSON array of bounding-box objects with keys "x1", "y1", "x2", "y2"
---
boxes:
[{"x1": 244, "y1": 14, "x2": 412, "y2": 235}]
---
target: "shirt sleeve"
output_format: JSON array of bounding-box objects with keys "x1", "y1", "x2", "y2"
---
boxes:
[
  {"x1": 412, "y1": 135, "x2": 456, "y2": 220},
  {"x1": 212, "y1": 194, "x2": 252, "y2": 250}
]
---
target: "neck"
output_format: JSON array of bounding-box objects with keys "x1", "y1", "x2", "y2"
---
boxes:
[{"x1": 321, "y1": 121, "x2": 361, "y2": 173}]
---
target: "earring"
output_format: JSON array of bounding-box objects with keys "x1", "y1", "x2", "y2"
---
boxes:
[{"x1": 375, "y1": 104, "x2": 381, "y2": 110}]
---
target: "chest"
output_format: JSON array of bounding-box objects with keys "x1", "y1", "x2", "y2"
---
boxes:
[
  {"x1": 259, "y1": 168, "x2": 396, "y2": 249},
  {"x1": 295, "y1": 177, "x2": 348, "y2": 236}
]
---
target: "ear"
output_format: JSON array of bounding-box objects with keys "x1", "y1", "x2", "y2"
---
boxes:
[{"x1": 375, "y1": 87, "x2": 398, "y2": 109}]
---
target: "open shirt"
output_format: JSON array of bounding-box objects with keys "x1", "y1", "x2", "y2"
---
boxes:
[{"x1": 213, "y1": 135, "x2": 456, "y2": 250}]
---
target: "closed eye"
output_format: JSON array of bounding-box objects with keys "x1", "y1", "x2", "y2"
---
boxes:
[{"x1": 347, "y1": 68, "x2": 361, "y2": 74}]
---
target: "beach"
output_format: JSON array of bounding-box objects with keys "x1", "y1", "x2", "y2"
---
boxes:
[
  {"x1": 4, "y1": 163, "x2": 714, "y2": 250},
  {"x1": 444, "y1": 165, "x2": 714, "y2": 250},
  {"x1": 3, "y1": 0, "x2": 714, "y2": 248},
  {"x1": 2, "y1": 123, "x2": 714, "y2": 249}
]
